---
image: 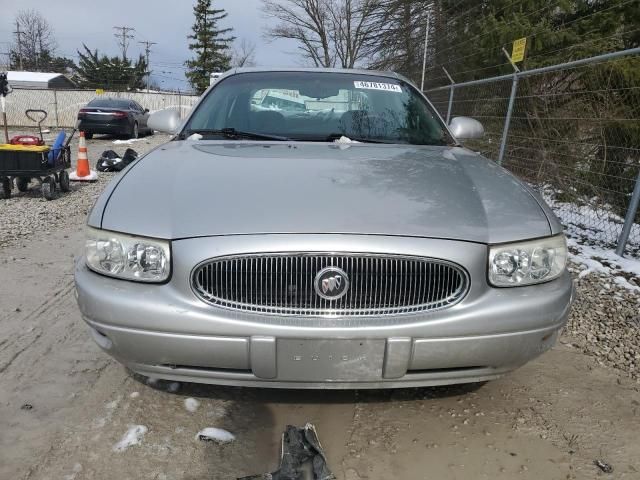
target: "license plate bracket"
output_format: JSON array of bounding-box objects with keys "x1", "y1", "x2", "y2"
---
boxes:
[{"x1": 277, "y1": 339, "x2": 385, "y2": 382}]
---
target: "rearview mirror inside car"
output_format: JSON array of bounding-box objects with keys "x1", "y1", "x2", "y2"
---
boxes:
[
  {"x1": 299, "y1": 82, "x2": 340, "y2": 99},
  {"x1": 148, "y1": 108, "x2": 181, "y2": 134}
]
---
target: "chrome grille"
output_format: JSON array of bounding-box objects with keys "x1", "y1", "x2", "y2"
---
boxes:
[{"x1": 191, "y1": 253, "x2": 468, "y2": 316}]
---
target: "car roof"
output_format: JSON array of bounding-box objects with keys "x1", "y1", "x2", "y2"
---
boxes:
[
  {"x1": 221, "y1": 67, "x2": 412, "y2": 85},
  {"x1": 89, "y1": 97, "x2": 131, "y2": 104}
]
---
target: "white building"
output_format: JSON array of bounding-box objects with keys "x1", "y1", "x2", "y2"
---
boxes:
[{"x1": 7, "y1": 71, "x2": 76, "y2": 90}]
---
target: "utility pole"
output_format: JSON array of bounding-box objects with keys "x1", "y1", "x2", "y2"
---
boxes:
[
  {"x1": 113, "y1": 26, "x2": 135, "y2": 61},
  {"x1": 139, "y1": 40, "x2": 157, "y2": 92},
  {"x1": 13, "y1": 21, "x2": 24, "y2": 70}
]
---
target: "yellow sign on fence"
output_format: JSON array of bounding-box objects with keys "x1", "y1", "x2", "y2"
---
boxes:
[
  {"x1": 95, "y1": 88, "x2": 105, "y2": 95},
  {"x1": 511, "y1": 37, "x2": 527, "y2": 63}
]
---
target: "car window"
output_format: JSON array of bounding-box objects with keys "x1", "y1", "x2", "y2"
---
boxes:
[
  {"x1": 185, "y1": 72, "x2": 451, "y2": 146},
  {"x1": 88, "y1": 98, "x2": 131, "y2": 109}
]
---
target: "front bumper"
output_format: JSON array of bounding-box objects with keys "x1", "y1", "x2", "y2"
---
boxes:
[{"x1": 75, "y1": 235, "x2": 574, "y2": 389}]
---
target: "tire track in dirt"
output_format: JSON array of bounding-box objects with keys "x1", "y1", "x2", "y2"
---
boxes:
[{"x1": 0, "y1": 279, "x2": 75, "y2": 373}]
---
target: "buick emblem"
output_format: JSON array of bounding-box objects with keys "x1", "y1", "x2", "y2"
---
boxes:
[{"x1": 314, "y1": 266, "x2": 349, "y2": 300}]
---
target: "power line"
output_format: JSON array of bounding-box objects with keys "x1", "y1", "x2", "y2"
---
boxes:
[
  {"x1": 138, "y1": 40, "x2": 157, "y2": 92},
  {"x1": 113, "y1": 26, "x2": 135, "y2": 61}
]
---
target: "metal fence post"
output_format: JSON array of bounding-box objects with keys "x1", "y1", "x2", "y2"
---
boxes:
[
  {"x1": 615, "y1": 169, "x2": 640, "y2": 257},
  {"x1": 443, "y1": 67, "x2": 455, "y2": 124},
  {"x1": 446, "y1": 85, "x2": 455, "y2": 124},
  {"x1": 53, "y1": 90, "x2": 60, "y2": 128},
  {"x1": 497, "y1": 74, "x2": 519, "y2": 166}
]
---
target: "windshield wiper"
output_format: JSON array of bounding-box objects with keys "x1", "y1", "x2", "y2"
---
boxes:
[{"x1": 183, "y1": 128, "x2": 291, "y2": 141}]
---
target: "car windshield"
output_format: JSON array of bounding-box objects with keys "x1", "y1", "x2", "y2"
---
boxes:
[
  {"x1": 184, "y1": 72, "x2": 452, "y2": 145},
  {"x1": 88, "y1": 99, "x2": 130, "y2": 108}
]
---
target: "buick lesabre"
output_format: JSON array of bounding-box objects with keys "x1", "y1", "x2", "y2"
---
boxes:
[{"x1": 75, "y1": 68, "x2": 574, "y2": 389}]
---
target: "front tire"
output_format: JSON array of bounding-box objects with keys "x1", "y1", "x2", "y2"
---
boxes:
[
  {"x1": 0, "y1": 177, "x2": 11, "y2": 199},
  {"x1": 42, "y1": 176, "x2": 56, "y2": 200},
  {"x1": 59, "y1": 170, "x2": 70, "y2": 192}
]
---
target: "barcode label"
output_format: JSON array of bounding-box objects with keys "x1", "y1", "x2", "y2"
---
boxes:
[{"x1": 354, "y1": 81, "x2": 402, "y2": 93}]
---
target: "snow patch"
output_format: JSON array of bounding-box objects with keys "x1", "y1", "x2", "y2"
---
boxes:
[
  {"x1": 541, "y1": 186, "x2": 640, "y2": 255},
  {"x1": 567, "y1": 239, "x2": 640, "y2": 293},
  {"x1": 613, "y1": 275, "x2": 640, "y2": 293},
  {"x1": 538, "y1": 185, "x2": 640, "y2": 292},
  {"x1": 113, "y1": 425, "x2": 148, "y2": 452},
  {"x1": 113, "y1": 138, "x2": 142, "y2": 145},
  {"x1": 186, "y1": 133, "x2": 203, "y2": 141},
  {"x1": 195, "y1": 427, "x2": 235, "y2": 444},
  {"x1": 129, "y1": 391, "x2": 140, "y2": 399},
  {"x1": 184, "y1": 397, "x2": 200, "y2": 412},
  {"x1": 333, "y1": 136, "x2": 360, "y2": 144}
]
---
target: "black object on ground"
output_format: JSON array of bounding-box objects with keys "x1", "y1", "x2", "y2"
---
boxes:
[
  {"x1": 594, "y1": 459, "x2": 614, "y2": 473},
  {"x1": 239, "y1": 423, "x2": 334, "y2": 480},
  {"x1": 20, "y1": 403, "x2": 33, "y2": 410},
  {"x1": 96, "y1": 148, "x2": 138, "y2": 172}
]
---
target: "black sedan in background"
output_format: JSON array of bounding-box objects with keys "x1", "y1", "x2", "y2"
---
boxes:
[{"x1": 77, "y1": 98, "x2": 154, "y2": 139}]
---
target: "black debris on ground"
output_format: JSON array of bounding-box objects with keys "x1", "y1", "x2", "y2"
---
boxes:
[
  {"x1": 240, "y1": 423, "x2": 334, "y2": 480},
  {"x1": 594, "y1": 459, "x2": 614, "y2": 473}
]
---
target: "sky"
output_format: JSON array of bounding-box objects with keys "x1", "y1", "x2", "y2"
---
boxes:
[{"x1": 0, "y1": 0, "x2": 299, "y2": 91}]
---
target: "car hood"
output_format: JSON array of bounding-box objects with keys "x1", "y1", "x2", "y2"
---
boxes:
[{"x1": 98, "y1": 141, "x2": 552, "y2": 243}]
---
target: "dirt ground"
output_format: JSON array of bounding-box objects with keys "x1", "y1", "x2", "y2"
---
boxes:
[{"x1": 1, "y1": 132, "x2": 639, "y2": 480}]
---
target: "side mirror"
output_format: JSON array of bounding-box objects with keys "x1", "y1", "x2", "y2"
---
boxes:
[
  {"x1": 448, "y1": 116, "x2": 484, "y2": 140},
  {"x1": 148, "y1": 108, "x2": 181, "y2": 134},
  {"x1": 144, "y1": 108, "x2": 149, "y2": 113}
]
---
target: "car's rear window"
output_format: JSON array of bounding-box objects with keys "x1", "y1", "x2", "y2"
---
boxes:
[{"x1": 87, "y1": 99, "x2": 130, "y2": 108}]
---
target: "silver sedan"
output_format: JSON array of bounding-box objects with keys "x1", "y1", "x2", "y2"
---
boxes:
[{"x1": 75, "y1": 68, "x2": 574, "y2": 389}]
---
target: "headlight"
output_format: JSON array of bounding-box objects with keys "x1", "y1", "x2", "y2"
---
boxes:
[
  {"x1": 489, "y1": 235, "x2": 567, "y2": 287},
  {"x1": 85, "y1": 227, "x2": 171, "y2": 282}
]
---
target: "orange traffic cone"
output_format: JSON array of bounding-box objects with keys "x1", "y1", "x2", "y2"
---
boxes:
[{"x1": 70, "y1": 131, "x2": 97, "y2": 181}]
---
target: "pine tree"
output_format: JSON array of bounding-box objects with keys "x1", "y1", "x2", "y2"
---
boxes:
[
  {"x1": 74, "y1": 44, "x2": 148, "y2": 90},
  {"x1": 185, "y1": 0, "x2": 235, "y2": 94}
]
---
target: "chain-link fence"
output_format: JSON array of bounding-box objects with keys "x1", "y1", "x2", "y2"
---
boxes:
[
  {"x1": 426, "y1": 48, "x2": 640, "y2": 258},
  {"x1": 3, "y1": 88, "x2": 200, "y2": 128}
]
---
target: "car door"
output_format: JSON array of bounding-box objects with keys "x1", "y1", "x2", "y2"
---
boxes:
[{"x1": 133, "y1": 101, "x2": 149, "y2": 131}]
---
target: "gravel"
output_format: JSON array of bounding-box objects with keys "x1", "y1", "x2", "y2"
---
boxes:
[
  {"x1": 563, "y1": 261, "x2": 640, "y2": 381},
  {"x1": 2, "y1": 128, "x2": 639, "y2": 382},
  {"x1": 0, "y1": 130, "x2": 170, "y2": 248}
]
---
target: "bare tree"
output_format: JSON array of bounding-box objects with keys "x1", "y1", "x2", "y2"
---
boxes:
[
  {"x1": 328, "y1": 0, "x2": 380, "y2": 68},
  {"x1": 10, "y1": 9, "x2": 58, "y2": 71},
  {"x1": 262, "y1": 0, "x2": 379, "y2": 68},
  {"x1": 263, "y1": 0, "x2": 333, "y2": 67},
  {"x1": 231, "y1": 38, "x2": 257, "y2": 67}
]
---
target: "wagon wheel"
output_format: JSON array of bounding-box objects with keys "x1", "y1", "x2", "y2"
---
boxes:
[
  {"x1": 0, "y1": 177, "x2": 11, "y2": 199},
  {"x1": 42, "y1": 176, "x2": 57, "y2": 201},
  {"x1": 59, "y1": 170, "x2": 70, "y2": 192},
  {"x1": 16, "y1": 177, "x2": 30, "y2": 192}
]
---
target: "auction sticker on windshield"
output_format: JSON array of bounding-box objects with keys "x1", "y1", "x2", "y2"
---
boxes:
[{"x1": 354, "y1": 81, "x2": 402, "y2": 92}]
